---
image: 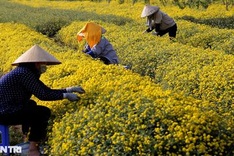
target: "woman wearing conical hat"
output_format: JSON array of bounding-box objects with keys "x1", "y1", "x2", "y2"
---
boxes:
[
  {"x1": 77, "y1": 22, "x2": 119, "y2": 65},
  {"x1": 0, "y1": 45, "x2": 85, "y2": 156},
  {"x1": 141, "y1": 5, "x2": 177, "y2": 39}
]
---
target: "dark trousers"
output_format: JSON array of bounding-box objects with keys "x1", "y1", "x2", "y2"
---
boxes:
[
  {"x1": 158, "y1": 23, "x2": 177, "y2": 38},
  {"x1": 99, "y1": 56, "x2": 111, "y2": 65},
  {"x1": 0, "y1": 100, "x2": 51, "y2": 142}
]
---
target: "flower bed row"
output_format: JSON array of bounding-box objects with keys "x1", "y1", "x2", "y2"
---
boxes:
[{"x1": 1, "y1": 21, "x2": 234, "y2": 156}]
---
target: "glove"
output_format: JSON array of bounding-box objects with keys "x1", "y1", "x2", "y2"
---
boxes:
[
  {"x1": 152, "y1": 31, "x2": 159, "y2": 36},
  {"x1": 142, "y1": 30, "x2": 148, "y2": 34},
  {"x1": 63, "y1": 93, "x2": 80, "y2": 101},
  {"x1": 66, "y1": 86, "x2": 85, "y2": 94}
]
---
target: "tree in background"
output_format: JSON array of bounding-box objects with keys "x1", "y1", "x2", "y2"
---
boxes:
[
  {"x1": 173, "y1": 0, "x2": 212, "y2": 9},
  {"x1": 221, "y1": 0, "x2": 234, "y2": 10}
]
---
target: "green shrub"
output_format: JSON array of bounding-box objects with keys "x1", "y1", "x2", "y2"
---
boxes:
[
  {"x1": 176, "y1": 20, "x2": 234, "y2": 55},
  {"x1": 118, "y1": 0, "x2": 125, "y2": 4},
  {"x1": 9, "y1": 126, "x2": 24, "y2": 145},
  {"x1": 35, "y1": 19, "x2": 69, "y2": 37}
]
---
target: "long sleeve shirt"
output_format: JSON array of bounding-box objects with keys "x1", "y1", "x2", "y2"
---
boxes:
[
  {"x1": 85, "y1": 37, "x2": 119, "y2": 64},
  {"x1": 0, "y1": 65, "x2": 66, "y2": 115},
  {"x1": 147, "y1": 10, "x2": 175, "y2": 31}
]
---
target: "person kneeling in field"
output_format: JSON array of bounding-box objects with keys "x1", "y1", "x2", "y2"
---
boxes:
[
  {"x1": 0, "y1": 45, "x2": 85, "y2": 156},
  {"x1": 77, "y1": 22, "x2": 120, "y2": 65},
  {"x1": 141, "y1": 5, "x2": 177, "y2": 39}
]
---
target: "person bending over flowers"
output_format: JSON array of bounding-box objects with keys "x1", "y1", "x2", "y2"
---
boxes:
[
  {"x1": 77, "y1": 22, "x2": 119, "y2": 65},
  {"x1": 141, "y1": 5, "x2": 177, "y2": 39},
  {"x1": 0, "y1": 44, "x2": 85, "y2": 156}
]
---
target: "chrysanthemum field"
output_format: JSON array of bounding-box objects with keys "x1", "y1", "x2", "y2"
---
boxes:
[{"x1": 0, "y1": 0, "x2": 234, "y2": 155}]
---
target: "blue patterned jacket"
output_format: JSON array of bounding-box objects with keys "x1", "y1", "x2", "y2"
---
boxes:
[{"x1": 0, "y1": 64, "x2": 66, "y2": 115}]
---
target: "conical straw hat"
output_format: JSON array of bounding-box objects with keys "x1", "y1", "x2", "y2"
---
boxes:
[
  {"x1": 12, "y1": 45, "x2": 61, "y2": 66},
  {"x1": 141, "y1": 5, "x2": 160, "y2": 18}
]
